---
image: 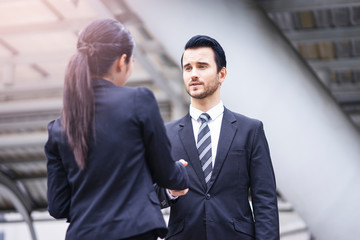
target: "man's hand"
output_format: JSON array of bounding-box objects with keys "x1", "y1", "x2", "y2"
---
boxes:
[
  {"x1": 179, "y1": 159, "x2": 188, "y2": 167},
  {"x1": 169, "y1": 159, "x2": 189, "y2": 197},
  {"x1": 168, "y1": 188, "x2": 189, "y2": 197}
]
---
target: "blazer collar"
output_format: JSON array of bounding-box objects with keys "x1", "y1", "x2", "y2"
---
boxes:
[
  {"x1": 178, "y1": 114, "x2": 208, "y2": 191},
  {"x1": 178, "y1": 107, "x2": 238, "y2": 192},
  {"x1": 92, "y1": 78, "x2": 117, "y2": 89},
  {"x1": 207, "y1": 107, "x2": 237, "y2": 191}
]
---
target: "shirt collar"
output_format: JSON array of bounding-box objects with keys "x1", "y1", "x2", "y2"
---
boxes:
[
  {"x1": 92, "y1": 78, "x2": 117, "y2": 88},
  {"x1": 189, "y1": 101, "x2": 224, "y2": 122}
]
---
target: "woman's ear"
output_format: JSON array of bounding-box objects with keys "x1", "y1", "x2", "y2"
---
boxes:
[{"x1": 116, "y1": 54, "x2": 128, "y2": 72}]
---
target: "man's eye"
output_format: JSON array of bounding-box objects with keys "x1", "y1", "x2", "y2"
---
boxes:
[{"x1": 185, "y1": 67, "x2": 192, "y2": 71}]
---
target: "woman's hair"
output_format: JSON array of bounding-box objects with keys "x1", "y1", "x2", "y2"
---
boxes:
[{"x1": 61, "y1": 18, "x2": 135, "y2": 169}]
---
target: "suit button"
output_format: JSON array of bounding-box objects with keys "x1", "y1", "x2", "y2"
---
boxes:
[{"x1": 205, "y1": 194, "x2": 211, "y2": 200}]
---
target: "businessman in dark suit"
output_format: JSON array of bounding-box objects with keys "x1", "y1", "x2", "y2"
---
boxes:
[{"x1": 157, "y1": 35, "x2": 279, "y2": 240}]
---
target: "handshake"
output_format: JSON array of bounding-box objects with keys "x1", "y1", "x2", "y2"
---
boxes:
[{"x1": 168, "y1": 159, "x2": 189, "y2": 197}]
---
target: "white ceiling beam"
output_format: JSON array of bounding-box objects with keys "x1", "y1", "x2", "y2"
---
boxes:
[
  {"x1": 286, "y1": 26, "x2": 360, "y2": 42},
  {"x1": 86, "y1": 0, "x2": 115, "y2": 18},
  {"x1": 257, "y1": 0, "x2": 360, "y2": 12},
  {"x1": 332, "y1": 90, "x2": 360, "y2": 103},
  {"x1": 329, "y1": 83, "x2": 360, "y2": 92},
  {"x1": 309, "y1": 58, "x2": 360, "y2": 70},
  {"x1": 349, "y1": 114, "x2": 360, "y2": 126},
  {"x1": 40, "y1": 0, "x2": 65, "y2": 21},
  {"x1": 0, "y1": 132, "x2": 48, "y2": 148},
  {"x1": 0, "y1": 51, "x2": 72, "y2": 64},
  {"x1": 0, "y1": 86, "x2": 63, "y2": 102},
  {"x1": 0, "y1": 18, "x2": 94, "y2": 36}
]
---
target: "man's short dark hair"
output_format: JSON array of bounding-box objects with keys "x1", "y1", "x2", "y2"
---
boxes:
[{"x1": 181, "y1": 35, "x2": 227, "y2": 73}]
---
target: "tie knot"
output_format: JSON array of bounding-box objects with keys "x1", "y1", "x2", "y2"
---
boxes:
[{"x1": 200, "y1": 113, "x2": 210, "y2": 123}]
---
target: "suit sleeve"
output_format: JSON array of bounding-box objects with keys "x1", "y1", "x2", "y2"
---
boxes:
[
  {"x1": 250, "y1": 121, "x2": 279, "y2": 239},
  {"x1": 136, "y1": 88, "x2": 189, "y2": 190},
  {"x1": 154, "y1": 183, "x2": 180, "y2": 209},
  {"x1": 45, "y1": 120, "x2": 71, "y2": 220}
]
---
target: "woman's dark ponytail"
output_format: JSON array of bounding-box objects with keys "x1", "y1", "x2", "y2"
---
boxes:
[
  {"x1": 62, "y1": 49, "x2": 93, "y2": 169},
  {"x1": 61, "y1": 19, "x2": 134, "y2": 169}
]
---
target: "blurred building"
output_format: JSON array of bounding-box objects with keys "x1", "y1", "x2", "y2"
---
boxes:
[{"x1": 0, "y1": 0, "x2": 359, "y2": 240}]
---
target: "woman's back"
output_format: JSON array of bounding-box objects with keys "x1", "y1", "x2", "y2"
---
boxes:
[
  {"x1": 47, "y1": 79, "x2": 189, "y2": 239},
  {"x1": 45, "y1": 19, "x2": 188, "y2": 240}
]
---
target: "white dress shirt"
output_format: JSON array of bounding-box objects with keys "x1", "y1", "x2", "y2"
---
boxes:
[
  {"x1": 167, "y1": 101, "x2": 224, "y2": 198},
  {"x1": 189, "y1": 101, "x2": 224, "y2": 167}
]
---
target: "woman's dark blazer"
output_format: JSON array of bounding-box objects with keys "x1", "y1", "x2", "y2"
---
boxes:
[{"x1": 45, "y1": 78, "x2": 189, "y2": 240}]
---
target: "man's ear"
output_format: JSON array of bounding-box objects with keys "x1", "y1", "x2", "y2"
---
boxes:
[{"x1": 219, "y1": 67, "x2": 227, "y2": 84}]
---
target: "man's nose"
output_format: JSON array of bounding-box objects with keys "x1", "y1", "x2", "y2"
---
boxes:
[{"x1": 191, "y1": 68, "x2": 198, "y2": 78}]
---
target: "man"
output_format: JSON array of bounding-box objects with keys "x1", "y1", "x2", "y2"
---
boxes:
[{"x1": 158, "y1": 35, "x2": 279, "y2": 240}]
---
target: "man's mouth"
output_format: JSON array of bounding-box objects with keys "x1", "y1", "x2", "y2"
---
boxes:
[{"x1": 190, "y1": 82, "x2": 201, "y2": 86}]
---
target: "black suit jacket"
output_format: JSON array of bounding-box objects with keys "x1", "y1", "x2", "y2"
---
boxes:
[
  {"x1": 159, "y1": 107, "x2": 279, "y2": 240},
  {"x1": 45, "y1": 78, "x2": 189, "y2": 240}
]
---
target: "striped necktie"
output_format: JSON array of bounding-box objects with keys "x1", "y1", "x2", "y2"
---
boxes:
[{"x1": 197, "y1": 113, "x2": 212, "y2": 188}]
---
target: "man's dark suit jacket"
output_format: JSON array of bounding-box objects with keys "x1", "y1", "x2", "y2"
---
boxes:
[
  {"x1": 45, "y1": 78, "x2": 189, "y2": 240},
  {"x1": 158, "y1": 107, "x2": 279, "y2": 240}
]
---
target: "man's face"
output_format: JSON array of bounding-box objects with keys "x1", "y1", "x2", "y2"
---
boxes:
[{"x1": 182, "y1": 47, "x2": 224, "y2": 99}]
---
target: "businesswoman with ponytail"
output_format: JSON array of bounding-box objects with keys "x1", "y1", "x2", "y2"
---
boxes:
[{"x1": 45, "y1": 19, "x2": 189, "y2": 240}]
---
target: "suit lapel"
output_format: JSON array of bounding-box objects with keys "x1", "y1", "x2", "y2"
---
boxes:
[
  {"x1": 208, "y1": 108, "x2": 237, "y2": 191},
  {"x1": 178, "y1": 114, "x2": 207, "y2": 190}
]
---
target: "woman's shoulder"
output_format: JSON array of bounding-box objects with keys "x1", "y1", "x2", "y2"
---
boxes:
[
  {"x1": 47, "y1": 118, "x2": 62, "y2": 134},
  {"x1": 133, "y1": 86, "x2": 154, "y2": 95},
  {"x1": 107, "y1": 85, "x2": 154, "y2": 96},
  {"x1": 131, "y1": 87, "x2": 156, "y2": 100},
  {"x1": 45, "y1": 117, "x2": 63, "y2": 150}
]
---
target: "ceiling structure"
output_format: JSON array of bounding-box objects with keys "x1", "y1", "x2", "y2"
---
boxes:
[{"x1": 256, "y1": 0, "x2": 360, "y2": 130}]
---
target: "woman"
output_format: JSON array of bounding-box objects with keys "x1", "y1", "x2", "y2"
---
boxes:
[{"x1": 45, "y1": 18, "x2": 189, "y2": 240}]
